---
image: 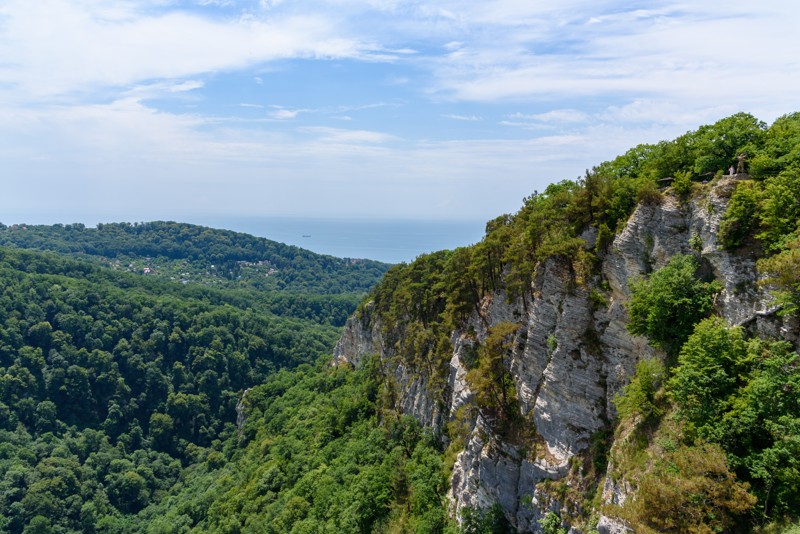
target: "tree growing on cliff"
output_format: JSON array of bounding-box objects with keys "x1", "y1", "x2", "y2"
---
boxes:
[
  {"x1": 626, "y1": 254, "x2": 720, "y2": 355},
  {"x1": 466, "y1": 322, "x2": 522, "y2": 424},
  {"x1": 758, "y1": 234, "x2": 800, "y2": 316},
  {"x1": 614, "y1": 358, "x2": 665, "y2": 423}
]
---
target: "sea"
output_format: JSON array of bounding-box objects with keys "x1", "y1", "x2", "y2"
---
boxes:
[{"x1": 188, "y1": 216, "x2": 488, "y2": 264}]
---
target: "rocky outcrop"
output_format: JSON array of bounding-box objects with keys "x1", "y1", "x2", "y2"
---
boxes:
[
  {"x1": 333, "y1": 302, "x2": 446, "y2": 430},
  {"x1": 236, "y1": 387, "x2": 252, "y2": 436},
  {"x1": 332, "y1": 177, "x2": 793, "y2": 532}
]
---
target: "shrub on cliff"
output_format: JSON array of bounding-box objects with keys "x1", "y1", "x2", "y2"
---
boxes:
[
  {"x1": 719, "y1": 180, "x2": 763, "y2": 250},
  {"x1": 626, "y1": 254, "x2": 720, "y2": 354},
  {"x1": 614, "y1": 358, "x2": 665, "y2": 423}
]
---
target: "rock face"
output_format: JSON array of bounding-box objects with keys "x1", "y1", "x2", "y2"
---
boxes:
[{"x1": 332, "y1": 178, "x2": 795, "y2": 532}]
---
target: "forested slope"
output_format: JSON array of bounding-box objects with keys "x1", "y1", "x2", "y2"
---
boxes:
[
  {"x1": 0, "y1": 221, "x2": 390, "y2": 295},
  {"x1": 0, "y1": 245, "x2": 351, "y2": 532},
  {"x1": 2, "y1": 112, "x2": 799, "y2": 533}
]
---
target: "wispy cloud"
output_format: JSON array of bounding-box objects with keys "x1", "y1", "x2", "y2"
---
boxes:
[
  {"x1": 268, "y1": 107, "x2": 307, "y2": 120},
  {"x1": 508, "y1": 110, "x2": 588, "y2": 123},
  {"x1": 425, "y1": 1, "x2": 800, "y2": 115},
  {"x1": 299, "y1": 126, "x2": 398, "y2": 144},
  {"x1": 1, "y1": 0, "x2": 799, "y2": 224},
  {"x1": 0, "y1": 0, "x2": 370, "y2": 100},
  {"x1": 442, "y1": 114, "x2": 481, "y2": 121}
]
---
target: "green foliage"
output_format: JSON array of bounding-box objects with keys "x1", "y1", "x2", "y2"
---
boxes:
[
  {"x1": 757, "y1": 167, "x2": 800, "y2": 252},
  {"x1": 595, "y1": 113, "x2": 767, "y2": 184},
  {"x1": 460, "y1": 503, "x2": 515, "y2": 534},
  {"x1": 626, "y1": 255, "x2": 720, "y2": 354},
  {"x1": 465, "y1": 322, "x2": 522, "y2": 425},
  {"x1": 614, "y1": 358, "x2": 665, "y2": 423},
  {"x1": 689, "y1": 112, "x2": 766, "y2": 175},
  {"x1": 715, "y1": 338, "x2": 800, "y2": 519},
  {"x1": 0, "y1": 244, "x2": 343, "y2": 532},
  {"x1": 0, "y1": 221, "x2": 390, "y2": 296},
  {"x1": 715, "y1": 116, "x2": 800, "y2": 255},
  {"x1": 668, "y1": 318, "x2": 800, "y2": 521},
  {"x1": 634, "y1": 180, "x2": 662, "y2": 206},
  {"x1": 671, "y1": 170, "x2": 694, "y2": 198},
  {"x1": 613, "y1": 306, "x2": 800, "y2": 531},
  {"x1": 669, "y1": 317, "x2": 751, "y2": 440},
  {"x1": 138, "y1": 360, "x2": 455, "y2": 533},
  {"x1": 749, "y1": 113, "x2": 800, "y2": 179},
  {"x1": 719, "y1": 180, "x2": 764, "y2": 249},
  {"x1": 688, "y1": 231, "x2": 703, "y2": 252},
  {"x1": 758, "y1": 234, "x2": 800, "y2": 315},
  {"x1": 540, "y1": 511, "x2": 567, "y2": 534}
]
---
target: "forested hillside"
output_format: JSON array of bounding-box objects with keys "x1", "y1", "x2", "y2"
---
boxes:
[
  {"x1": 1, "y1": 112, "x2": 799, "y2": 533},
  {"x1": 0, "y1": 245, "x2": 353, "y2": 531},
  {"x1": 0, "y1": 221, "x2": 390, "y2": 295}
]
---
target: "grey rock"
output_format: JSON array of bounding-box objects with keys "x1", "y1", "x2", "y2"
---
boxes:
[
  {"x1": 596, "y1": 515, "x2": 632, "y2": 534},
  {"x1": 332, "y1": 178, "x2": 796, "y2": 532}
]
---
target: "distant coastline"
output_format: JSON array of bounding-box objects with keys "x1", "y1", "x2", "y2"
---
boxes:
[
  {"x1": 186, "y1": 216, "x2": 486, "y2": 264},
  {"x1": 0, "y1": 215, "x2": 487, "y2": 264}
]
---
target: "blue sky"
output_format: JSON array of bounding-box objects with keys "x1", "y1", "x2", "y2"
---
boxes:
[{"x1": 2, "y1": 0, "x2": 799, "y2": 225}]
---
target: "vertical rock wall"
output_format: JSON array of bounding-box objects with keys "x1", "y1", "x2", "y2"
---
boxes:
[{"x1": 332, "y1": 177, "x2": 796, "y2": 532}]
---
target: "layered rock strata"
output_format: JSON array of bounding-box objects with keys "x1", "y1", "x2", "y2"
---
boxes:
[{"x1": 333, "y1": 177, "x2": 796, "y2": 532}]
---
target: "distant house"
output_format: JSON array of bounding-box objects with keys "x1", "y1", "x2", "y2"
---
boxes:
[{"x1": 143, "y1": 267, "x2": 152, "y2": 274}]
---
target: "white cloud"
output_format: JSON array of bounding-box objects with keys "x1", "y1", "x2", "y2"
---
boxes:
[
  {"x1": 2, "y1": 0, "x2": 799, "y2": 224},
  {"x1": 299, "y1": 126, "x2": 398, "y2": 144},
  {"x1": 268, "y1": 108, "x2": 305, "y2": 120},
  {"x1": 0, "y1": 0, "x2": 370, "y2": 100},
  {"x1": 442, "y1": 114, "x2": 481, "y2": 121},
  {"x1": 423, "y1": 1, "x2": 800, "y2": 121},
  {"x1": 509, "y1": 109, "x2": 588, "y2": 123},
  {"x1": 168, "y1": 80, "x2": 205, "y2": 92},
  {"x1": 0, "y1": 88, "x2": 652, "y2": 220}
]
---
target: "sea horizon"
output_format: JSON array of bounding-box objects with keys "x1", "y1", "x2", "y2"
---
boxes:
[
  {"x1": 1, "y1": 214, "x2": 488, "y2": 264},
  {"x1": 188, "y1": 216, "x2": 488, "y2": 264}
]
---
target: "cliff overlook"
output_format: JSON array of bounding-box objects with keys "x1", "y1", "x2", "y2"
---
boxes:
[{"x1": 334, "y1": 112, "x2": 800, "y2": 532}]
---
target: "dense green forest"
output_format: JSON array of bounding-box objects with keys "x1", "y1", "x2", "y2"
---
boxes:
[
  {"x1": 0, "y1": 221, "x2": 390, "y2": 295},
  {"x1": 0, "y1": 246, "x2": 351, "y2": 532},
  {"x1": 0, "y1": 112, "x2": 798, "y2": 533},
  {"x1": 136, "y1": 358, "x2": 456, "y2": 533}
]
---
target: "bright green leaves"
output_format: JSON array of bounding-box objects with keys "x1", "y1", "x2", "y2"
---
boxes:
[
  {"x1": 626, "y1": 255, "x2": 720, "y2": 354},
  {"x1": 690, "y1": 112, "x2": 767, "y2": 175},
  {"x1": 758, "y1": 167, "x2": 800, "y2": 252},
  {"x1": 594, "y1": 112, "x2": 768, "y2": 185},
  {"x1": 758, "y1": 235, "x2": 800, "y2": 316},
  {"x1": 720, "y1": 166, "x2": 800, "y2": 253},
  {"x1": 614, "y1": 358, "x2": 665, "y2": 423},
  {"x1": 616, "y1": 316, "x2": 800, "y2": 527},
  {"x1": 719, "y1": 180, "x2": 764, "y2": 249},
  {"x1": 149, "y1": 362, "x2": 453, "y2": 533},
  {"x1": 669, "y1": 318, "x2": 750, "y2": 440},
  {"x1": 749, "y1": 112, "x2": 800, "y2": 179},
  {"x1": 669, "y1": 319, "x2": 800, "y2": 518}
]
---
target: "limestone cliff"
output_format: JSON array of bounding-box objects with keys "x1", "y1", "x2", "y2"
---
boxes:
[{"x1": 332, "y1": 176, "x2": 798, "y2": 532}]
